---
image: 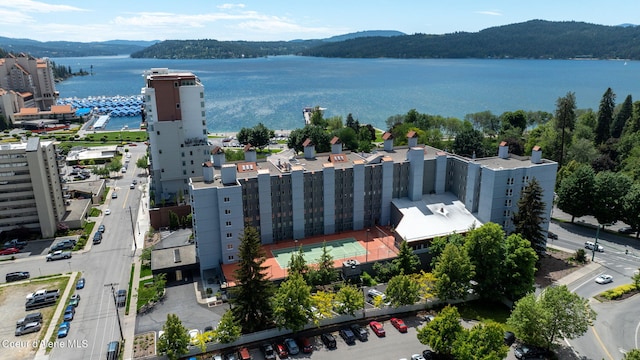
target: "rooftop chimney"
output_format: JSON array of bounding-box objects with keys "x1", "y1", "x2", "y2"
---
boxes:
[
  {"x1": 211, "y1": 146, "x2": 225, "y2": 168},
  {"x1": 498, "y1": 141, "x2": 509, "y2": 159},
  {"x1": 220, "y1": 163, "x2": 237, "y2": 185},
  {"x1": 531, "y1": 145, "x2": 542, "y2": 164},
  {"x1": 330, "y1": 136, "x2": 342, "y2": 154},
  {"x1": 407, "y1": 130, "x2": 418, "y2": 147},
  {"x1": 303, "y1": 138, "x2": 315, "y2": 159},
  {"x1": 202, "y1": 161, "x2": 214, "y2": 183},
  {"x1": 243, "y1": 144, "x2": 257, "y2": 162},
  {"x1": 382, "y1": 132, "x2": 394, "y2": 151}
]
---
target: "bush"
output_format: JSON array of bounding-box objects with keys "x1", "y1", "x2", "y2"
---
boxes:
[
  {"x1": 574, "y1": 248, "x2": 587, "y2": 263},
  {"x1": 600, "y1": 283, "x2": 637, "y2": 300},
  {"x1": 361, "y1": 271, "x2": 377, "y2": 286}
]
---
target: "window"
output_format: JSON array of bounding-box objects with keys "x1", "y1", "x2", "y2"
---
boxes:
[
  {"x1": 226, "y1": 233, "x2": 232, "y2": 238},
  {"x1": 224, "y1": 197, "x2": 230, "y2": 202},
  {"x1": 201, "y1": 102, "x2": 205, "y2": 108},
  {"x1": 228, "y1": 255, "x2": 234, "y2": 261},
  {"x1": 227, "y1": 244, "x2": 233, "y2": 250},
  {"x1": 226, "y1": 221, "x2": 232, "y2": 227},
  {"x1": 176, "y1": 103, "x2": 180, "y2": 109},
  {"x1": 200, "y1": 92, "x2": 204, "y2": 98},
  {"x1": 225, "y1": 209, "x2": 231, "y2": 214},
  {"x1": 504, "y1": 199, "x2": 512, "y2": 207},
  {"x1": 157, "y1": 131, "x2": 160, "y2": 135}
]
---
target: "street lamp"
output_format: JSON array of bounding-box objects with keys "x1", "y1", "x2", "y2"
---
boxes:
[{"x1": 591, "y1": 223, "x2": 611, "y2": 261}]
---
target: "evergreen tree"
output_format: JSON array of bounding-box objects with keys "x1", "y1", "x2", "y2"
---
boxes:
[
  {"x1": 392, "y1": 240, "x2": 421, "y2": 275},
  {"x1": 157, "y1": 314, "x2": 189, "y2": 360},
  {"x1": 554, "y1": 92, "x2": 577, "y2": 167},
  {"x1": 309, "y1": 241, "x2": 336, "y2": 285},
  {"x1": 556, "y1": 165, "x2": 596, "y2": 222},
  {"x1": 595, "y1": 87, "x2": 616, "y2": 144},
  {"x1": 512, "y1": 178, "x2": 546, "y2": 255},
  {"x1": 612, "y1": 94, "x2": 633, "y2": 138},
  {"x1": 230, "y1": 226, "x2": 275, "y2": 333},
  {"x1": 288, "y1": 246, "x2": 309, "y2": 280}
]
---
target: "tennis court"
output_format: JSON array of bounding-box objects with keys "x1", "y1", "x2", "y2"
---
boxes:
[{"x1": 272, "y1": 237, "x2": 366, "y2": 267}]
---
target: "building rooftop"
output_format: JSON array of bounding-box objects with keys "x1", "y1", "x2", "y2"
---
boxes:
[
  {"x1": 473, "y1": 154, "x2": 553, "y2": 170},
  {"x1": 393, "y1": 192, "x2": 482, "y2": 242}
]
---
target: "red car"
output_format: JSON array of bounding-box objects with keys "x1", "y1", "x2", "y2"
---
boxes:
[
  {"x1": 390, "y1": 317, "x2": 408, "y2": 333},
  {"x1": 369, "y1": 321, "x2": 386, "y2": 337},
  {"x1": 274, "y1": 342, "x2": 288, "y2": 358},
  {"x1": 0, "y1": 247, "x2": 20, "y2": 255},
  {"x1": 297, "y1": 337, "x2": 313, "y2": 353}
]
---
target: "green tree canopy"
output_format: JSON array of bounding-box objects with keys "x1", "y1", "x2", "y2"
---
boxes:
[
  {"x1": 417, "y1": 305, "x2": 464, "y2": 356},
  {"x1": 215, "y1": 309, "x2": 242, "y2": 344},
  {"x1": 433, "y1": 243, "x2": 475, "y2": 301},
  {"x1": 287, "y1": 125, "x2": 331, "y2": 153},
  {"x1": 465, "y1": 223, "x2": 506, "y2": 300},
  {"x1": 385, "y1": 274, "x2": 420, "y2": 307},
  {"x1": 622, "y1": 183, "x2": 640, "y2": 238},
  {"x1": 507, "y1": 285, "x2": 596, "y2": 350},
  {"x1": 157, "y1": 314, "x2": 189, "y2": 360},
  {"x1": 612, "y1": 94, "x2": 633, "y2": 138},
  {"x1": 593, "y1": 171, "x2": 632, "y2": 225},
  {"x1": 513, "y1": 178, "x2": 547, "y2": 255},
  {"x1": 307, "y1": 241, "x2": 336, "y2": 286},
  {"x1": 237, "y1": 122, "x2": 274, "y2": 149},
  {"x1": 452, "y1": 124, "x2": 485, "y2": 157},
  {"x1": 230, "y1": 226, "x2": 275, "y2": 333},
  {"x1": 595, "y1": 87, "x2": 616, "y2": 144},
  {"x1": 288, "y1": 246, "x2": 309, "y2": 280},
  {"x1": 503, "y1": 233, "x2": 538, "y2": 300},
  {"x1": 556, "y1": 164, "x2": 596, "y2": 222},
  {"x1": 392, "y1": 240, "x2": 421, "y2": 275},
  {"x1": 334, "y1": 284, "x2": 364, "y2": 316},
  {"x1": 452, "y1": 322, "x2": 509, "y2": 360},
  {"x1": 272, "y1": 272, "x2": 312, "y2": 331}
]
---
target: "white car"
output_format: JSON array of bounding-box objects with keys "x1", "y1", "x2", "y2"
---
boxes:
[
  {"x1": 595, "y1": 274, "x2": 613, "y2": 284},
  {"x1": 412, "y1": 355, "x2": 426, "y2": 360},
  {"x1": 104, "y1": 209, "x2": 111, "y2": 215},
  {"x1": 188, "y1": 329, "x2": 200, "y2": 345}
]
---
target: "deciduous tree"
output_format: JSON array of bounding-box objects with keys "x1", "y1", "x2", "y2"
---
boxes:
[
  {"x1": 417, "y1": 305, "x2": 464, "y2": 356},
  {"x1": 465, "y1": 223, "x2": 505, "y2": 300},
  {"x1": 385, "y1": 274, "x2": 420, "y2": 307},
  {"x1": 307, "y1": 241, "x2": 336, "y2": 286},
  {"x1": 503, "y1": 233, "x2": 538, "y2": 300},
  {"x1": 273, "y1": 272, "x2": 312, "y2": 331},
  {"x1": 288, "y1": 246, "x2": 309, "y2": 280},
  {"x1": 216, "y1": 309, "x2": 242, "y2": 344},
  {"x1": 157, "y1": 314, "x2": 189, "y2": 360},
  {"x1": 452, "y1": 322, "x2": 509, "y2": 360},
  {"x1": 310, "y1": 291, "x2": 335, "y2": 324},
  {"x1": 433, "y1": 243, "x2": 474, "y2": 301},
  {"x1": 334, "y1": 284, "x2": 364, "y2": 316},
  {"x1": 622, "y1": 183, "x2": 640, "y2": 238},
  {"x1": 556, "y1": 164, "x2": 596, "y2": 222},
  {"x1": 593, "y1": 171, "x2": 632, "y2": 226},
  {"x1": 507, "y1": 285, "x2": 596, "y2": 350}
]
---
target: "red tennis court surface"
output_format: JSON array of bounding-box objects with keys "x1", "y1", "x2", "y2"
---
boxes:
[{"x1": 221, "y1": 226, "x2": 399, "y2": 286}]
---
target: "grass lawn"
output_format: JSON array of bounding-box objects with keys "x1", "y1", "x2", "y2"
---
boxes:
[
  {"x1": 140, "y1": 264, "x2": 152, "y2": 278},
  {"x1": 455, "y1": 299, "x2": 512, "y2": 325}
]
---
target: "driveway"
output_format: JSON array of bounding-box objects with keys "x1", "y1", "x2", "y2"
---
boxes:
[{"x1": 135, "y1": 276, "x2": 225, "y2": 335}]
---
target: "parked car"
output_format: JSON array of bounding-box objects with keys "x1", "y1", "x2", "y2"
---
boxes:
[
  {"x1": 514, "y1": 344, "x2": 548, "y2": 359},
  {"x1": 547, "y1": 231, "x2": 558, "y2": 240},
  {"x1": 619, "y1": 226, "x2": 637, "y2": 234},
  {"x1": 273, "y1": 342, "x2": 288, "y2": 358},
  {"x1": 412, "y1": 354, "x2": 426, "y2": 360},
  {"x1": 297, "y1": 337, "x2": 313, "y2": 353},
  {"x1": 98, "y1": 224, "x2": 106, "y2": 232},
  {"x1": 284, "y1": 338, "x2": 299, "y2": 355},
  {"x1": 16, "y1": 312, "x2": 42, "y2": 327},
  {"x1": 422, "y1": 314, "x2": 436, "y2": 323},
  {"x1": 188, "y1": 329, "x2": 200, "y2": 345},
  {"x1": 390, "y1": 317, "x2": 408, "y2": 333},
  {"x1": 369, "y1": 321, "x2": 386, "y2": 337},
  {"x1": 15, "y1": 322, "x2": 42, "y2": 336},
  {"x1": 0, "y1": 247, "x2": 20, "y2": 255},
  {"x1": 76, "y1": 278, "x2": 85, "y2": 289},
  {"x1": 3, "y1": 239, "x2": 26, "y2": 249},
  {"x1": 63, "y1": 305, "x2": 75, "y2": 321},
  {"x1": 367, "y1": 288, "x2": 387, "y2": 302},
  {"x1": 57, "y1": 322, "x2": 71, "y2": 338},
  {"x1": 51, "y1": 240, "x2": 74, "y2": 252},
  {"x1": 504, "y1": 331, "x2": 516, "y2": 346},
  {"x1": 116, "y1": 289, "x2": 127, "y2": 307},
  {"x1": 68, "y1": 294, "x2": 81, "y2": 307},
  {"x1": 46, "y1": 250, "x2": 72, "y2": 261},
  {"x1": 321, "y1": 332, "x2": 337, "y2": 349},
  {"x1": 339, "y1": 328, "x2": 356, "y2": 345},
  {"x1": 350, "y1": 323, "x2": 368, "y2": 341},
  {"x1": 595, "y1": 274, "x2": 613, "y2": 284},
  {"x1": 130, "y1": 183, "x2": 135, "y2": 189},
  {"x1": 260, "y1": 343, "x2": 276, "y2": 360},
  {"x1": 104, "y1": 209, "x2": 111, "y2": 215},
  {"x1": 6, "y1": 271, "x2": 30, "y2": 282},
  {"x1": 93, "y1": 232, "x2": 103, "y2": 244},
  {"x1": 112, "y1": 192, "x2": 118, "y2": 199}
]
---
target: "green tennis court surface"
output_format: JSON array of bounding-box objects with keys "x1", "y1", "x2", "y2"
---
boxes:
[{"x1": 272, "y1": 238, "x2": 366, "y2": 267}]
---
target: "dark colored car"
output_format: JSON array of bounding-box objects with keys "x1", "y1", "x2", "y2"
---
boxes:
[
  {"x1": 297, "y1": 337, "x2": 313, "y2": 353},
  {"x1": 321, "y1": 332, "x2": 337, "y2": 349},
  {"x1": 619, "y1": 226, "x2": 637, "y2": 234},
  {"x1": 51, "y1": 241, "x2": 74, "y2": 252},
  {"x1": 514, "y1": 344, "x2": 548, "y2": 359},
  {"x1": 504, "y1": 331, "x2": 516, "y2": 346},
  {"x1": 116, "y1": 289, "x2": 127, "y2": 307},
  {"x1": 98, "y1": 224, "x2": 106, "y2": 232},
  {"x1": 93, "y1": 232, "x2": 103, "y2": 244},
  {"x1": 339, "y1": 328, "x2": 356, "y2": 345},
  {"x1": 260, "y1": 343, "x2": 276, "y2": 360},
  {"x1": 284, "y1": 338, "x2": 299, "y2": 355},
  {"x1": 17, "y1": 312, "x2": 42, "y2": 326},
  {"x1": 350, "y1": 323, "x2": 368, "y2": 341},
  {"x1": 63, "y1": 305, "x2": 75, "y2": 321},
  {"x1": 547, "y1": 231, "x2": 558, "y2": 240},
  {"x1": 6, "y1": 271, "x2": 30, "y2": 282}
]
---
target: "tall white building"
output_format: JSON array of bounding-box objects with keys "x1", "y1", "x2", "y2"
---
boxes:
[
  {"x1": 0, "y1": 137, "x2": 66, "y2": 238},
  {"x1": 142, "y1": 68, "x2": 210, "y2": 204},
  {"x1": 0, "y1": 53, "x2": 58, "y2": 111}
]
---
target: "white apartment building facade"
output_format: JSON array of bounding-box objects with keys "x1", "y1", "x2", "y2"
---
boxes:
[
  {"x1": 0, "y1": 53, "x2": 58, "y2": 111},
  {"x1": 142, "y1": 68, "x2": 210, "y2": 204},
  {"x1": 0, "y1": 137, "x2": 66, "y2": 238}
]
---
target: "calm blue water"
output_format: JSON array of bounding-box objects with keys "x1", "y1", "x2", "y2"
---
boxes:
[{"x1": 52, "y1": 55, "x2": 640, "y2": 132}]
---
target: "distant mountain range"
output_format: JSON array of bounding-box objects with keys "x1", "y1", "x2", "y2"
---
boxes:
[{"x1": 1, "y1": 21, "x2": 639, "y2": 59}]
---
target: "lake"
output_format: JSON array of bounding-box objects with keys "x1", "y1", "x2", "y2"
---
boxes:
[{"x1": 52, "y1": 55, "x2": 640, "y2": 132}]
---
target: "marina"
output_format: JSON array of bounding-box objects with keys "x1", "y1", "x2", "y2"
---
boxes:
[{"x1": 57, "y1": 95, "x2": 143, "y2": 117}]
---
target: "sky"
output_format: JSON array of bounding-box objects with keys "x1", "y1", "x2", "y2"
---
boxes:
[{"x1": 1, "y1": 0, "x2": 638, "y2": 43}]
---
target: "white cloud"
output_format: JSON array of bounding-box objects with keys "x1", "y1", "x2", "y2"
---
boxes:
[
  {"x1": 476, "y1": 10, "x2": 503, "y2": 16},
  {"x1": 217, "y1": 3, "x2": 246, "y2": 10},
  {"x1": 1, "y1": 0, "x2": 87, "y2": 13},
  {"x1": 0, "y1": 9, "x2": 35, "y2": 24}
]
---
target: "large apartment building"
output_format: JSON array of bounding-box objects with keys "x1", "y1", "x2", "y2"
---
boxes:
[
  {"x1": 142, "y1": 68, "x2": 210, "y2": 204},
  {"x1": 190, "y1": 134, "x2": 557, "y2": 276},
  {"x1": 0, "y1": 137, "x2": 66, "y2": 238},
  {"x1": 0, "y1": 53, "x2": 58, "y2": 111}
]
